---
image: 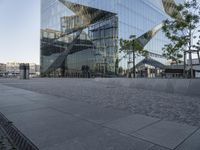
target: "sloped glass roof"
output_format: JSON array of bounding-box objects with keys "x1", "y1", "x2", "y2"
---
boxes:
[{"x1": 136, "y1": 57, "x2": 166, "y2": 69}]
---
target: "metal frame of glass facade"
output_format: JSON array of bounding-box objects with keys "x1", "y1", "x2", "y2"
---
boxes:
[{"x1": 41, "y1": 0, "x2": 183, "y2": 77}]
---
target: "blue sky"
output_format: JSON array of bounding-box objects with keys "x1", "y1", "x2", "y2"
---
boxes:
[{"x1": 0, "y1": 0, "x2": 40, "y2": 64}]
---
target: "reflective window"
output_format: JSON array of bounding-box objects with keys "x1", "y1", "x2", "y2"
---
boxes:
[{"x1": 41, "y1": 0, "x2": 183, "y2": 76}]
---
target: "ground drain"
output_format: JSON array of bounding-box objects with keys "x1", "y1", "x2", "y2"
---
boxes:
[{"x1": 0, "y1": 112, "x2": 39, "y2": 150}]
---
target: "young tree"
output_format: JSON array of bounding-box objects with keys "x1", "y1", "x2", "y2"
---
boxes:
[
  {"x1": 119, "y1": 35, "x2": 148, "y2": 78},
  {"x1": 162, "y1": 0, "x2": 200, "y2": 78}
]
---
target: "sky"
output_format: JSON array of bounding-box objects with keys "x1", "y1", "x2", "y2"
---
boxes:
[{"x1": 0, "y1": 0, "x2": 40, "y2": 64}]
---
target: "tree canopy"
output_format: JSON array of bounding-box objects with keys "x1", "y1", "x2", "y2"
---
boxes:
[
  {"x1": 162, "y1": 0, "x2": 200, "y2": 64},
  {"x1": 119, "y1": 35, "x2": 148, "y2": 57}
]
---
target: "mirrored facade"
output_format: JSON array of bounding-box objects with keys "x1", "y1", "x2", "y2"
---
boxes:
[{"x1": 41, "y1": 0, "x2": 183, "y2": 77}]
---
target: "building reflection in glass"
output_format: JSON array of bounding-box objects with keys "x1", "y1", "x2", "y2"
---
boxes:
[
  {"x1": 41, "y1": 0, "x2": 118, "y2": 77},
  {"x1": 41, "y1": 0, "x2": 183, "y2": 77}
]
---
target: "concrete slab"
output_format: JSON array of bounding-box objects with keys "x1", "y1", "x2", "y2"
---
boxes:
[
  {"x1": 21, "y1": 92, "x2": 64, "y2": 104},
  {"x1": 132, "y1": 121, "x2": 198, "y2": 149},
  {"x1": 96, "y1": 78, "x2": 200, "y2": 97},
  {"x1": 175, "y1": 129, "x2": 200, "y2": 150},
  {"x1": 142, "y1": 79, "x2": 156, "y2": 90},
  {"x1": 129, "y1": 79, "x2": 147, "y2": 90},
  {"x1": 1, "y1": 79, "x2": 200, "y2": 149},
  {"x1": 104, "y1": 114, "x2": 160, "y2": 134},
  {"x1": 148, "y1": 145, "x2": 170, "y2": 150},
  {"x1": 0, "y1": 103, "x2": 47, "y2": 115},
  {"x1": 187, "y1": 79, "x2": 200, "y2": 97},
  {"x1": 152, "y1": 79, "x2": 168, "y2": 92},
  {"x1": 173, "y1": 79, "x2": 190, "y2": 95},
  {"x1": 49, "y1": 100, "x2": 131, "y2": 124},
  {"x1": 0, "y1": 84, "x2": 42, "y2": 97},
  {"x1": 118, "y1": 79, "x2": 132, "y2": 87},
  {"x1": 0, "y1": 94, "x2": 35, "y2": 108},
  {"x1": 6, "y1": 108, "x2": 100, "y2": 149},
  {"x1": 41, "y1": 128, "x2": 154, "y2": 150},
  {"x1": 165, "y1": 79, "x2": 175, "y2": 93},
  {"x1": 0, "y1": 84, "x2": 17, "y2": 90}
]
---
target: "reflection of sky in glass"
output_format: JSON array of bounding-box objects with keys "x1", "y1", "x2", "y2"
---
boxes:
[{"x1": 62, "y1": 0, "x2": 182, "y2": 49}]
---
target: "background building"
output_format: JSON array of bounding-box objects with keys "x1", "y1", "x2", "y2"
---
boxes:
[
  {"x1": 29, "y1": 63, "x2": 40, "y2": 77},
  {"x1": 0, "y1": 63, "x2": 6, "y2": 77},
  {"x1": 41, "y1": 0, "x2": 183, "y2": 77},
  {"x1": 6, "y1": 62, "x2": 20, "y2": 76},
  {"x1": 4, "y1": 62, "x2": 40, "y2": 78},
  {"x1": 187, "y1": 58, "x2": 200, "y2": 78}
]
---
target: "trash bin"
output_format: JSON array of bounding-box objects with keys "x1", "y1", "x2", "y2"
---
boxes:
[{"x1": 19, "y1": 63, "x2": 30, "y2": 79}]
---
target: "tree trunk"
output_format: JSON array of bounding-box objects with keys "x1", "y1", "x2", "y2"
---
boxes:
[
  {"x1": 197, "y1": 50, "x2": 200, "y2": 64},
  {"x1": 189, "y1": 28, "x2": 194, "y2": 78},
  {"x1": 128, "y1": 53, "x2": 131, "y2": 78},
  {"x1": 189, "y1": 52, "x2": 193, "y2": 78},
  {"x1": 184, "y1": 51, "x2": 186, "y2": 78},
  {"x1": 133, "y1": 51, "x2": 136, "y2": 78}
]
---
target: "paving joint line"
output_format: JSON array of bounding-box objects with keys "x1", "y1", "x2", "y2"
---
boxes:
[
  {"x1": 48, "y1": 106, "x2": 108, "y2": 126},
  {"x1": 50, "y1": 106, "x2": 172, "y2": 150},
  {"x1": 173, "y1": 126, "x2": 200, "y2": 150},
  {"x1": 130, "y1": 119, "x2": 162, "y2": 134},
  {"x1": 102, "y1": 122, "x2": 173, "y2": 150},
  {"x1": 2, "y1": 106, "x2": 49, "y2": 116}
]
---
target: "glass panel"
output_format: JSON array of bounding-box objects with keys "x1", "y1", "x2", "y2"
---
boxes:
[{"x1": 40, "y1": 0, "x2": 184, "y2": 76}]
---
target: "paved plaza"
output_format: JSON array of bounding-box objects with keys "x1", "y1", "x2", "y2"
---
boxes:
[{"x1": 0, "y1": 78, "x2": 200, "y2": 150}]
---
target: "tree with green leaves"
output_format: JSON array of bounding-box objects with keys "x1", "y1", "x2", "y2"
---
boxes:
[
  {"x1": 162, "y1": 0, "x2": 200, "y2": 78},
  {"x1": 119, "y1": 35, "x2": 148, "y2": 78}
]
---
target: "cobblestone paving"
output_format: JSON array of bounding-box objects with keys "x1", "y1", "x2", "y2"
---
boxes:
[{"x1": 1, "y1": 78, "x2": 200, "y2": 127}]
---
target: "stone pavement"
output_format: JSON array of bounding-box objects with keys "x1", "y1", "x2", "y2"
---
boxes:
[
  {"x1": 0, "y1": 79, "x2": 200, "y2": 150},
  {"x1": 2, "y1": 78, "x2": 200, "y2": 127}
]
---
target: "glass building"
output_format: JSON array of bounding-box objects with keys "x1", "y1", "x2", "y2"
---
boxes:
[{"x1": 41, "y1": 0, "x2": 183, "y2": 77}]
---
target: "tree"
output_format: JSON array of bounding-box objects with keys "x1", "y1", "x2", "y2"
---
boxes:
[
  {"x1": 162, "y1": 0, "x2": 200, "y2": 78},
  {"x1": 119, "y1": 35, "x2": 148, "y2": 78}
]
